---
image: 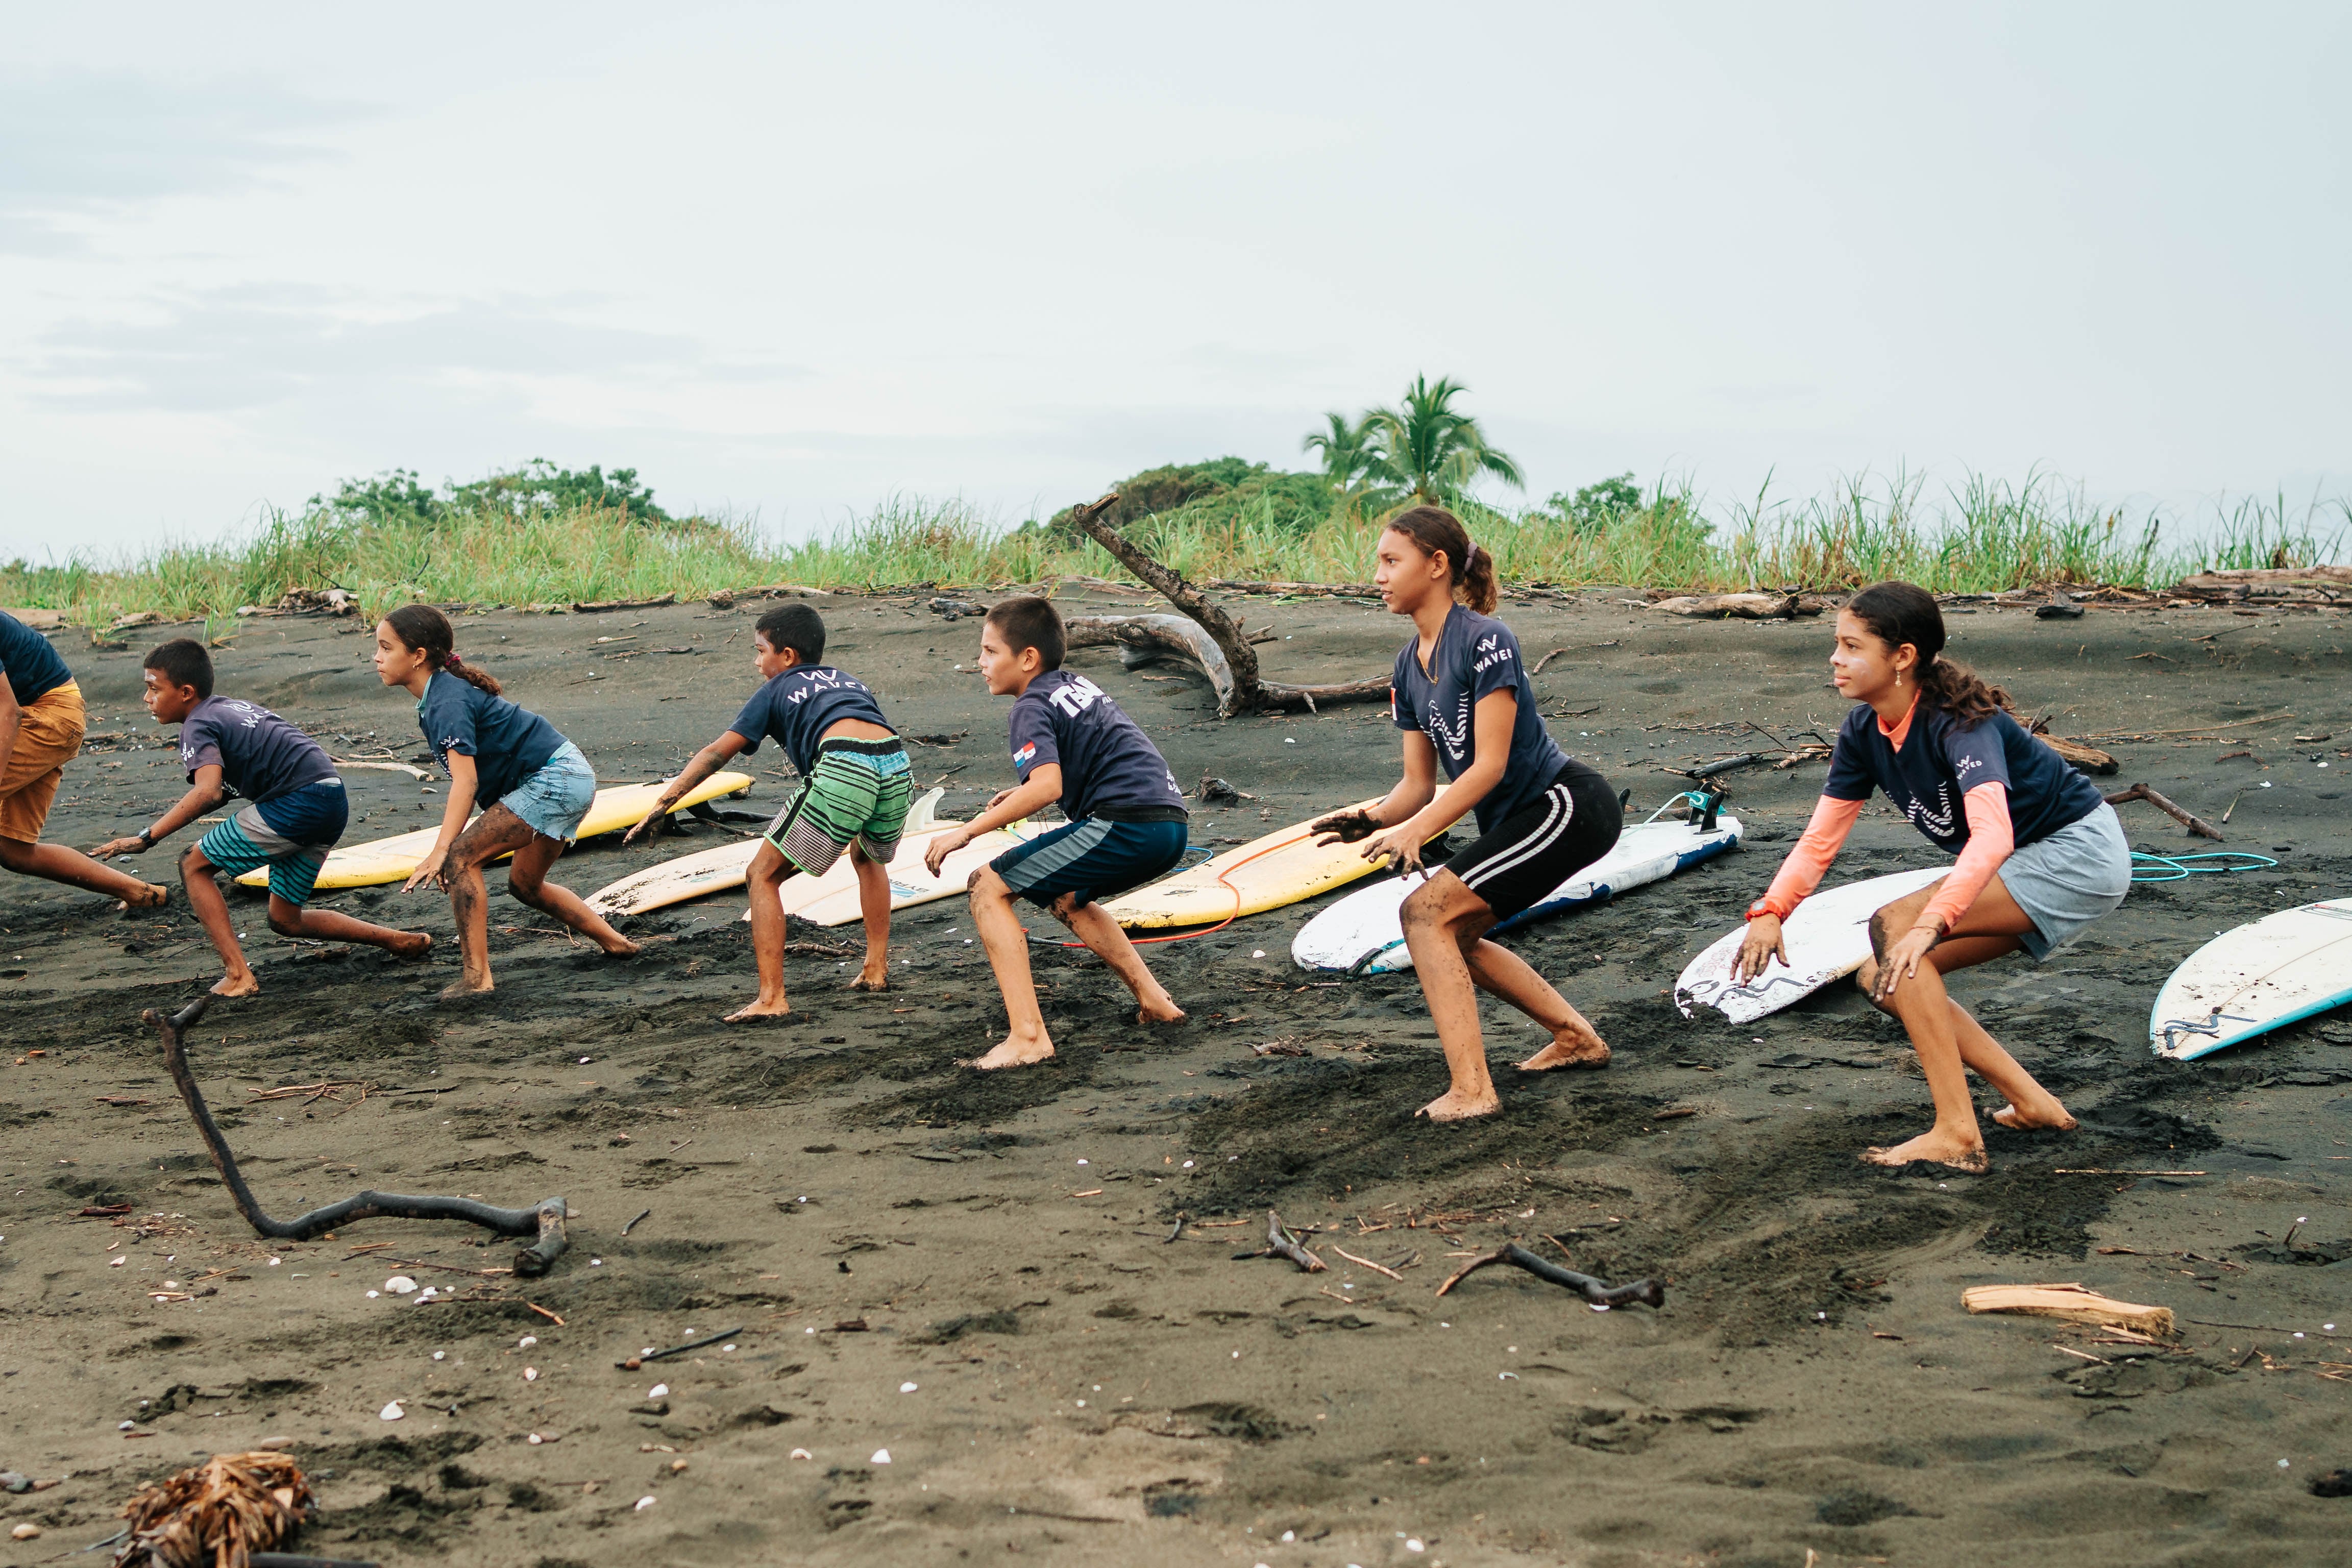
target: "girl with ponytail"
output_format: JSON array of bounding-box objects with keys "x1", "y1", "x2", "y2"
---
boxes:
[
  {"x1": 1733, "y1": 580, "x2": 2131, "y2": 1171},
  {"x1": 1310, "y1": 505, "x2": 1624, "y2": 1122},
  {"x1": 374, "y1": 605, "x2": 638, "y2": 996}
]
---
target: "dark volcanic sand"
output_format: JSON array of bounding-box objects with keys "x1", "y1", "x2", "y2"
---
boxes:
[{"x1": 3, "y1": 590, "x2": 2349, "y2": 1567}]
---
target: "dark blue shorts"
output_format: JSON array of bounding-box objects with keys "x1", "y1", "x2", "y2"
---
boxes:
[{"x1": 990, "y1": 816, "x2": 1187, "y2": 909}]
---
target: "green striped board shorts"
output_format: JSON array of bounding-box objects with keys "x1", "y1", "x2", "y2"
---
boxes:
[{"x1": 764, "y1": 737, "x2": 914, "y2": 877}]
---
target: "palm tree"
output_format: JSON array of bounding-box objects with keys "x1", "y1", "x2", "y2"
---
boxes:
[
  {"x1": 1365, "y1": 375, "x2": 1523, "y2": 505},
  {"x1": 1302, "y1": 410, "x2": 1383, "y2": 491}
]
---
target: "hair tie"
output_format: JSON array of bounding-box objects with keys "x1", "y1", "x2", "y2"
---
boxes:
[{"x1": 443, "y1": 651, "x2": 463, "y2": 669}]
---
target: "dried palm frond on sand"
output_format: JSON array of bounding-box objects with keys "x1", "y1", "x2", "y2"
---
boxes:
[{"x1": 117, "y1": 1451, "x2": 310, "y2": 1568}]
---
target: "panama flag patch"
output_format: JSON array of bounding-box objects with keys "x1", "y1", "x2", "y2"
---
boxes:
[{"x1": 1013, "y1": 742, "x2": 1038, "y2": 769}]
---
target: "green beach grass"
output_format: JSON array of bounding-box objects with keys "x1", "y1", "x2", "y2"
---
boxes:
[{"x1": 4, "y1": 463, "x2": 2342, "y2": 628}]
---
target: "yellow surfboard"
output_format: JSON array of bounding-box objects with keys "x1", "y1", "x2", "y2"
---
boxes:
[
  {"x1": 1100, "y1": 799, "x2": 1457, "y2": 930},
  {"x1": 241, "y1": 771, "x2": 756, "y2": 891}
]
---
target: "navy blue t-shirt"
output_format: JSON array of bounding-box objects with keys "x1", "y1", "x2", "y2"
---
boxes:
[
  {"x1": 0, "y1": 611, "x2": 72, "y2": 707},
  {"x1": 415, "y1": 670, "x2": 566, "y2": 808},
  {"x1": 1391, "y1": 605, "x2": 1572, "y2": 834},
  {"x1": 1823, "y1": 700, "x2": 2105, "y2": 853},
  {"x1": 726, "y1": 666, "x2": 895, "y2": 776},
  {"x1": 1008, "y1": 671, "x2": 1189, "y2": 823},
  {"x1": 180, "y1": 696, "x2": 338, "y2": 804}
]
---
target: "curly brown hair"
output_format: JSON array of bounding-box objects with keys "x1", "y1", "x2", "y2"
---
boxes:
[
  {"x1": 382, "y1": 604, "x2": 502, "y2": 696},
  {"x1": 1845, "y1": 581, "x2": 2011, "y2": 727},
  {"x1": 1381, "y1": 505, "x2": 1498, "y2": 615}
]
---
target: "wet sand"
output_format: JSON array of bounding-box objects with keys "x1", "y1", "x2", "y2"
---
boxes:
[{"x1": 2, "y1": 589, "x2": 2349, "y2": 1566}]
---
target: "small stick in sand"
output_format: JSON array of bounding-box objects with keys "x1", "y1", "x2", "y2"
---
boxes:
[
  {"x1": 1232, "y1": 1210, "x2": 1326, "y2": 1272},
  {"x1": 618, "y1": 1325, "x2": 744, "y2": 1369},
  {"x1": 1435, "y1": 1243, "x2": 1666, "y2": 1308},
  {"x1": 2104, "y1": 782, "x2": 2224, "y2": 841},
  {"x1": 621, "y1": 1208, "x2": 652, "y2": 1236},
  {"x1": 1163, "y1": 1213, "x2": 1187, "y2": 1244},
  {"x1": 1330, "y1": 1245, "x2": 1405, "y2": 1282}
]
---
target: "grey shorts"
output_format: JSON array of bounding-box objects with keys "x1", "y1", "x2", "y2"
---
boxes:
[{"x1": 1997, "y1": 801, "x2": 2130, "y2": 959}]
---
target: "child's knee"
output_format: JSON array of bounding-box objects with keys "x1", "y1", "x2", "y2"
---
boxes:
[
  {"x1": 968, "y1": 867, "x2": 1013, "y2": 903},
  {"x1": 505, "y1": 871, "x2": 549, "y2": 906},
  {"x1": 266, "y1": 903, "x2": 306, "y2": 937},
  {"x1": 179, "y1": 844, "x2": 213, "y2": 879}
]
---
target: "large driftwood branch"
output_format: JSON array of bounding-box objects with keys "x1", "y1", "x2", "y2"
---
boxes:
[
  {"x1": 1062, "y1": 493, "x2": 1391, "y2": 716},
  {"x1": 145, "y1": 997, "x2": 571, "y2": 1276}
]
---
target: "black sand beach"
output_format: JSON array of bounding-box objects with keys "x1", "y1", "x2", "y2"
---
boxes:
[{"x1": 3, "y1": 589, "x2": 2349, "y2": 1566}]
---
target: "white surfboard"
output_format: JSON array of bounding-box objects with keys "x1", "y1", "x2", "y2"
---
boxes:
[
  {"x1": 2148, "y1": 898, "x2": 2352, "y2": 1060},
  {"x1": 1291, "y1": 814, "x2": 1744, "y2": 975},
  {"x1": 1675, "y1": 866, "x2": 1948, "y2": 1024},
  {"x1": 762, "y1": 819, "x2": 1037, "y2": 927}
]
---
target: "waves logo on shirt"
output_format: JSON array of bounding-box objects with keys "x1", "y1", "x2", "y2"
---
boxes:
[
  {"x1": 1471, "y1": 634, "x2": 1512, "y2": 675},
  {"x1": 1013, "y1": 742, "x2": 1038, "y2": 769}
]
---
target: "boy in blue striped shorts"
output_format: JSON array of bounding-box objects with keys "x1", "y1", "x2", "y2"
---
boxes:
[
  {"x1": 91, "y1": 639, "x2": 433, "y2": 995},
  {"x1": 627, "y1": 603, "x2": 911, "y2": 1021}
]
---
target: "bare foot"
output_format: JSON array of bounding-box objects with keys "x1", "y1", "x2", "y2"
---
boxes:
[
  {"x1": 1516, "y1": 1022, "x2": 1611, "y2": 1072},
  {"x1": 439, "y1": 976, "x2": 495, "y2": 1000},
  {"x1": 1861, "y1": 1132, "x2": 1988, "y2": 1172},
  {"x1": 1991, "y1": 1098, "x2": 2077, "y2": 1133},
  {"x1": 964, "y1": 1036, "x2": 1055, "y2": 1070},
  {"x1": 847, "y1": 969, "x2": 889, "y2": 992},
  {"x1": 1135, "y1": 1002, "x2": 1187, "y2": 1025},
  {"x1": 388, "y1": 930, "x2": 434, "y2": 960},
  {"x1": 1417, "y1": 1086, "x2": 1502, "y2": 1122},
  {"x1": 724, "y1": 997, "x2": 794, "y2": 1023},
  {"x1": 209, "y1": 972, "x2": 259, "y2": 997},
  {"x1": 598, "y1": 935, "x2": 642, "y2": 958}
]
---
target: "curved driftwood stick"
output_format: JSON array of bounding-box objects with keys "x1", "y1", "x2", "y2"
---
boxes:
[
  {"x1": 1063, "y1": 494, "x2": 1391, "y2": 716},
  {"x1": 1232, "y1": 1209, "x2": 1327, "y2": 1272},
  {"x1": 1435, "y1": 1243, "x2": 1664, "y2": 1308},
  {"x1": 144, "y1": 997, "x2": 570, "y2": 1277},
  {"x1": 2104, "y1": 782, "x2": 2223, "y2": 841}
]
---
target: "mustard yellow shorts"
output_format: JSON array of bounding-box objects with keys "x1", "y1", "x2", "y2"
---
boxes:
[{"x1": 1, "y1": 681, "x2": 85, "y2": 844}]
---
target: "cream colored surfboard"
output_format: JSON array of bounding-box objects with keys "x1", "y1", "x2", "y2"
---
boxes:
[
  {"x1": 587, "y1": 790, "x2": 950, "y2": 918},
  {"x1": 246, "y1": 771, "x2": 757, "y2": 891},
  {"x1": 740, "y1": 813, "x2": 1036, "y2": 928},
  {"x1": 1101, "y1": 799, "x2": 1456, "y2": 930}
]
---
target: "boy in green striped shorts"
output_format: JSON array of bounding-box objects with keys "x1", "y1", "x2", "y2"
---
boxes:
[{"x1": 627, "y1": 603, "x2": 910, "y2": 1020}]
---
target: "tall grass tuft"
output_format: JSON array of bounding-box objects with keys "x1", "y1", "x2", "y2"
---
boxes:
[{"x1": 5, "y1": 470, "x2": 2344, "y2": 626}]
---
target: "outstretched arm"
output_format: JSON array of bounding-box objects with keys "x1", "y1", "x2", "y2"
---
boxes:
[
  {"x1": 92, "y1": 766, "x2": 228, "y2": 857},
  {"x1": 1358, "y1": 691, "x2": 1514, "y2": 871},
  {"x1": 1732, "y1": 794, "x2": 1864, "y2": 983},
  {"x1": 923, "y1": 764, "x2": 1063, "y2": 876},
  {"x1": 624, "y1": 731, "x2": 750, "y2": 845}
]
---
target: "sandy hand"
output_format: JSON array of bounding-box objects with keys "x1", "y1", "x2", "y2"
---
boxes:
[
  {"x1": 1310, "y1": 808, "x2": 1378, "y2": 847},
  {"x1": 1732, "y1": 915, "x2": 1787, "y2": 984}
]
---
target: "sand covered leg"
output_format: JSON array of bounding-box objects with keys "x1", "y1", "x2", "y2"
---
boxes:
[
  {"x1": 847, "y1": 843, "x2": 892, "y2": 990},
  {"x1": 179, "y1": 843, "x2": 259, "y2": 996},
  {"x1": 728, "y1": 840, "x2": 799, "y2": 1020},
  {"x1": 503, "y1": 832, "x2": 638, "y2": 957},
  {"x1": 966, "y1": 867, "x2": 1054, "y2": 1068},
  {"x1": 1458, "y1": 938, "x2": 1609, "y2": 1071},
  {"x1": 1056, "y1": 894, "x2": 1184, "y2": 1025},
  {"x1": 1400, "y1": 870, "x2": 1501, "y2": 1121}
]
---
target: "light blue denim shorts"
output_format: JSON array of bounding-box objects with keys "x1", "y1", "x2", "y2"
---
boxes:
[
  {"x1": 503, "y1": 740, "x2": 597, "y2": 843},
  {"x1": 1998, "y1": 801, "x2": 2132, "y2": 959}
]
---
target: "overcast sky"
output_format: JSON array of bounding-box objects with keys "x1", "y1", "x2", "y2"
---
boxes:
[{"x1": 4, "y1": 3, "x2": 2346, "y2": 558}]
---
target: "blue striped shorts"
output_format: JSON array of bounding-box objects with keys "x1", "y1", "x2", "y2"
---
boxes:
[{"x1": 197, "y1": 778, "x2": 349, "y2": 905}]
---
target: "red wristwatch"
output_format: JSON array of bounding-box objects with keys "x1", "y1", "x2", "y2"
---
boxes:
[{"x1": 1745, "y1": 898, "x2": 1780, "y2": 922}]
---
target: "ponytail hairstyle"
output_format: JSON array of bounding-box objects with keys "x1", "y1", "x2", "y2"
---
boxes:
[
  {"x1": 1381, "y1": 504, "x2": 1498, "y2": 614},
  {"x1": 382, "y1": 604, "x2": 503, "y2": 697},
  {"x1": 1844, "y1": 580, "x2": 2010, "y2": 727}
]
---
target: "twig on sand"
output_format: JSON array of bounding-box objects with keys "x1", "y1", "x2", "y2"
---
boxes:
[
  {"x1": 1163, "y1": 1213, "x2": 1187, "y2": 1244},
  {"x1": 1530, "y1": 647, "x2": 1570, "y2": 677},
  {"x1": 621, "y1": 1208, "x2": 652, "y2": 1236},
  {"x1": 143, "y1": 996, "x2": 571, "y2": 1277},
  {"x1": 1232, "y1": 1210, "x2": 1326, "y2": 1272},
  {"x1": 527, "y1": 1303, "x2": 566, "y2": 1326},
  {"x1": 2104, "y1": 782, "x2": 2224, "y2": 841},
  {"x1": 618, "y1": 1326, "x2": 743, "y2": 1370},
  {"x1": 1330, "y1": 1245, "x2": 1405, "y2": 1282},
  {"x1": 1434, "y1": 1243, "x2": 1666, "y2": 1308}
]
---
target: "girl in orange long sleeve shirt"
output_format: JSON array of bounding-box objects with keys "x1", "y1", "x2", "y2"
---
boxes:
[{"x1": 1735, "y1": 582, "x2": 2130, "y2": 1171}]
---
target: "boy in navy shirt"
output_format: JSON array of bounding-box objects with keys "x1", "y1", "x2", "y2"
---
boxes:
[
  {"x1": 92, "y1": 640, "x2": 433, "y2": 994},
  {"x1": 627, "y1": 602, "x2": 910, "y2": 1019},
  {"x1": 922, "y1": 596, "x2": 1189, "y2": 1069}
]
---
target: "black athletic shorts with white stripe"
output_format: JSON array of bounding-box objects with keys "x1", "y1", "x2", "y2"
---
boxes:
[{"x1": 1442, "y1": 760, "x2": 1621, "y2": 921}]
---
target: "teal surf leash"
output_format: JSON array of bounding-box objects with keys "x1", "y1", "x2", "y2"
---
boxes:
[{"x1": 2129, "y1": 850, "x2": 2276, "y2": 884}]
